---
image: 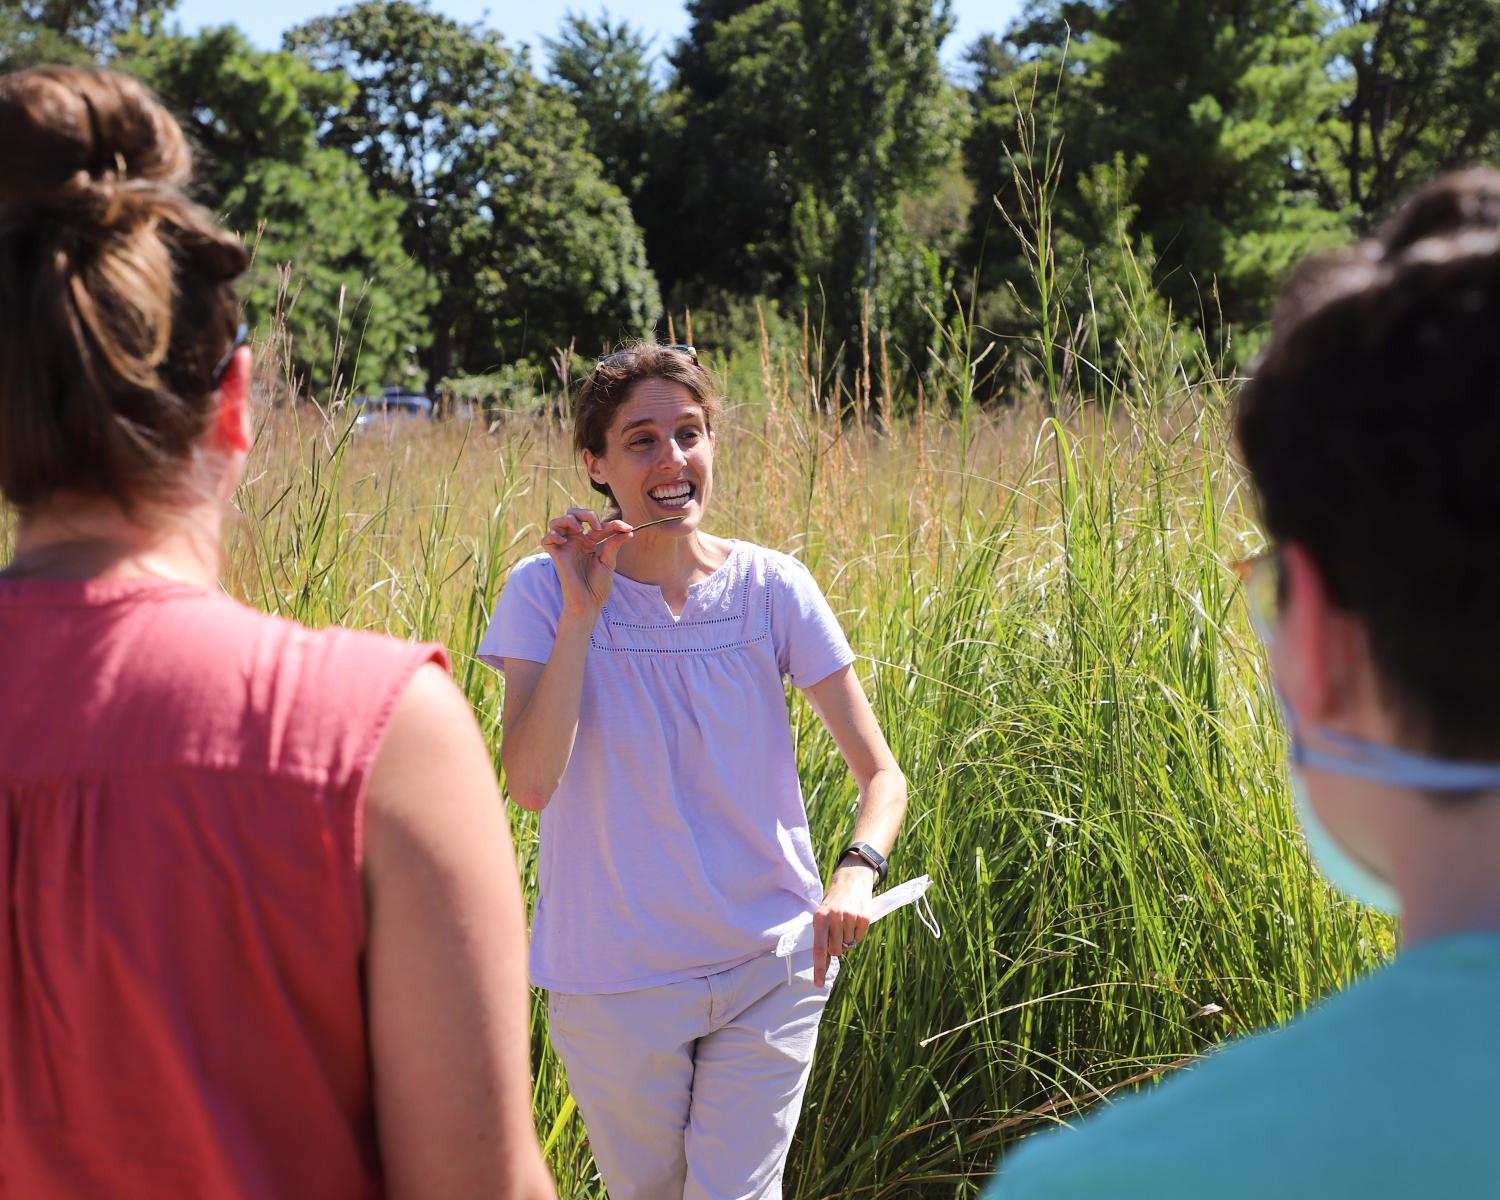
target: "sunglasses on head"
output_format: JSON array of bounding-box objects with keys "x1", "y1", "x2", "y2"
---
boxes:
[
  {"x1": 209, "y1": 323, "x2": 249, "y2": 390},
  {"x1": 597, "y1": 343, "x2": 698, "y2": 369}
]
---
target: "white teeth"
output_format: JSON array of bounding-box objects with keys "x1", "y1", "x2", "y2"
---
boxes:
[{"x1": 650, "y1": 482, "x2": 692, "y2": 501}]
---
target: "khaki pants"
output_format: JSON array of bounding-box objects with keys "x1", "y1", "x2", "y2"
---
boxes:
[{"x1": 547, "y1": 949, "x2": 838, "y2": 1200}]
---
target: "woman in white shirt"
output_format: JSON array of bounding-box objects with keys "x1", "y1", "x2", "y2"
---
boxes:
[{"x1": 479, "y1": 341, "x2": 908, "y2": 1199}]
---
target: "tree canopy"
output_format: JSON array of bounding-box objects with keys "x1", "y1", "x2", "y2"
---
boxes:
[
  {"x1": 544, "y1": 11, "x2": 658, "y2": 204},
  {"x1": 286, "y1": 0, "x2": 660, "y2": 379},
  {"x1": 9, "y1": 0, "x2": 1500, "y2": 400},
  {"x1": 118, "y1": 25, "x2": 432, "y2": 396}
]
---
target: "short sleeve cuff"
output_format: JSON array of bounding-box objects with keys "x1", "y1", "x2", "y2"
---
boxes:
[{"x1": 787, "y1": 644, "x2": 856, "y2": 689}]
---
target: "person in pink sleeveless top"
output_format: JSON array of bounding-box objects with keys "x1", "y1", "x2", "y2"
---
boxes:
[{"x1": 0, "y1": 66, "x2": 555, "y2": 1199}]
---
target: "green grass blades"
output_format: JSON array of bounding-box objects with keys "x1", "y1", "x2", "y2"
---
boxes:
[
  {"x1": 206, "y1": 321, "x2": 1388, "y2": 1196},
  {"x1": 1, "y1": 112, "x2": 1392, "y2": 1187}
]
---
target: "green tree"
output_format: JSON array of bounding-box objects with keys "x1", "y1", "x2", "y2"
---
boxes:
[
  {"x1": 958, "y1": 32, "x2": 1027, "y2": 293},
  {"x1": 0, "y1": 0, "x2": 168, "y2": 65},
  {"x1": 952, "y1": 34, "x2": 1042, "y2": 398},
  {"x1": 117, "y1": 25, "x2": 349, "y2": 195},
  {"x1": 446, "y1": 97, "x2": 662, "y2": 372},
  {"x1": 287, "y1": 0, "x2": 660, "y2": 376},
  {"x1": 792, "y1": 0, "x2": 964, "y2": 396},
  {"x1": 229, "y1": 152, "x2": 434, "y2": 398},
  {"x1": 1320, "y1": 0, "x2": 1500, "y2": 229},
  {"x1": 0, "y1": 9, "x2": 88, "y2": 69},
  {"x1": 118, "y1": 26, "x2": 432, "y2": 396},
  {"x1": 544, "y1": 10, "x2": 659, "y2": 204},
  {"x1": 795, "y1": 0, "x2": 959, "y2": 310},
  {"x1": 657, "y1": 0, "x2": 961, "y2": 394},
  {"x1": 1009, "y1": 0, "x2": 1349, "y2": 336},
  {"x1": 652, "y1": 0, "x2": 806, "y2": 300}
]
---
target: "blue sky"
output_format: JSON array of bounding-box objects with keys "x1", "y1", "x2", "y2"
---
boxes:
[{"x1": 170, "y1": 0, "x2": 1023, "y2": 71}]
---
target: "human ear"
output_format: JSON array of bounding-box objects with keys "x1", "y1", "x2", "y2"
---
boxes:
[
  {"x1": 583, "y1": 447, "x2": 609, "y2": 489},
  {"x1": 1274, "y1": 542, "x2": 1366, "y2": 727},
  {"x1": 213, "y1": 345, "x2": 253, "y2": 454}
]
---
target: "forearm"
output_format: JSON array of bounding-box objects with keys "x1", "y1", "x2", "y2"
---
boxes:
[
  {"x1": 500, "y1": 615, "x2": 593, "y2": 810},
  {"x1": 840, "y1": 766, "x2": 907, "y2": 870},
  {"x1": 814, "y1": 764, "x2": 907, "y2": 983}
]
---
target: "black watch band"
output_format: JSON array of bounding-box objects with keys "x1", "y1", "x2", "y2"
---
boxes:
[{"x1": 839, "y1": 841, "x2": 888, "y2": 884}]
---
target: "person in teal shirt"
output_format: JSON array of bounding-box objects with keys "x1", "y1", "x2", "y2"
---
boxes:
[{"x1": 990, "y1": 167, "x2": 1500, "y2": 1197}]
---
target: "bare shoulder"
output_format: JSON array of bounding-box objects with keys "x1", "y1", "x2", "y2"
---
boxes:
[
  {"x1": 368, "y1": 663, "x2": 497, "y2": 828},
  {"x1": 379, "y1": 663, "x2": 477, "y2": 756}
]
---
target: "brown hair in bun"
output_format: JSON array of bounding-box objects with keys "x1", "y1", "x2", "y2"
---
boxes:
[{"x1": 0, "y1": 65, "x2": 250, "y2": 511}]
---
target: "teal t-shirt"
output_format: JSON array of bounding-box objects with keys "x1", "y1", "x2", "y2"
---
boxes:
[{"x1": 988, "y1": 934, "x2": 1500, "y2": 1198}]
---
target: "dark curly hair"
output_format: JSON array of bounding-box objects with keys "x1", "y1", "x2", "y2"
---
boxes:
[{"x1": 1236, "y1": 167, "x2": 1500, "y2": 759}]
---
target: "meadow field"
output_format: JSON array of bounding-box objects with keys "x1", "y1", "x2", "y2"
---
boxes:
[
  {"x1": 212, "y1": 292, "x2": 1392, "y2": 1196},
  {"x1": 0, "y1": 9, "x2": 1459, "y2": 1194}
]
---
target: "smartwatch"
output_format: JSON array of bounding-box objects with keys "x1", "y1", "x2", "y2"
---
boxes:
[{"x1": 839, "y1": 841, "x2": 888, "y2": 884}]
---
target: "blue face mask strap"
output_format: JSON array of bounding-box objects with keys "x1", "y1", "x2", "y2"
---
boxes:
[
  {"x1": 1276, "y1": 681, "x2": 1500, "y2": 793},
  {"x1": 1291, "y1": 732, "x2": 1500, "y2": 793}
]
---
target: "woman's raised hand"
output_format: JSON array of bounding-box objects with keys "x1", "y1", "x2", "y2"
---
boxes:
[{"x1": 542, "y1": 508, "x2": 633, "y2": 616}]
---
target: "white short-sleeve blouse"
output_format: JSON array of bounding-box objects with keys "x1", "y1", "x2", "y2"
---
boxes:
[{"x1": 478, "y1": 540, "x2": 855, "y2": 994}]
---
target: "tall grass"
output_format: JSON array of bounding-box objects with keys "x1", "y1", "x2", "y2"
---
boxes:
[
  {"x1": 216, "y1": 285, "x2": 1388, "y2": 1195},
  {"x1": 1, "y1": 117, "x2": 1391, "y2": 1197}
]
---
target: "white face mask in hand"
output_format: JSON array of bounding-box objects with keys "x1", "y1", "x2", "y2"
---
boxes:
[{"x1": 775, "y1": 875, "x2": 942, "y2": 984}]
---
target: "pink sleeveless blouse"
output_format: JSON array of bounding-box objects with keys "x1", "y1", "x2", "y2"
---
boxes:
[{"x1": 0, "y1": 577, "x2": 445, "y2": 1198}]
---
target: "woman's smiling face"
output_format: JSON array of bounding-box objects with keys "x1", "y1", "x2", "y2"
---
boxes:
[{"x1": 584, "y1": 377, "x2": 715, "y2": 532}]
